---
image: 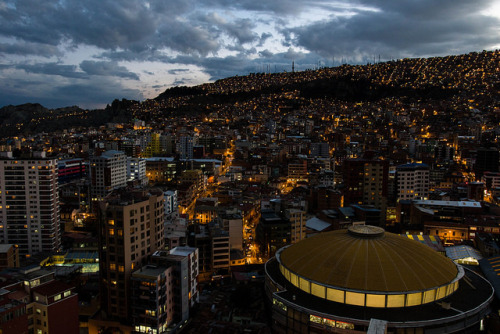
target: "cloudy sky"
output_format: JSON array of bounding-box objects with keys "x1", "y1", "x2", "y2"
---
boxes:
[{"x1": 0, "y1": 0, "x2": 499, "y2": 109}]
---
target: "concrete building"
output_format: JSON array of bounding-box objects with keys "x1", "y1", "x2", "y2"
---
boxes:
[
  {"x1": 126, "y1": 157, "x2": 148, "y2": 185},
  {"x1": 90, "y1": 150, "x2": 127, "y2": 202},
  {"x1": 97, "y1": 188, "x2": 165, "y2": 322},
  {"x1": 131, "y1": 265, "x2": 174, "y2": 334},
  {"x1": 30, "y1": 279, "x2": 79, "y2": 334},
  {"x1": 482, "y1": 171, "x2": 500, "y2": 190},
  {"x1": 396, "y1": 162, "x2": 430, "y2": 201},
  {"x1": 310, "y1": 142, "x2": 330, "y2": 158},
  {"x1": 145, "y1": 157, "x2": 177, "y2": 183},
  {"x1": 256, "y1": 210, "x2": 290, "y2": 257},
  {"x1": 0, "y1": 152, "x2": 60, "y2": 255},
  {"x1": 0, "y1": 266, "x2": 78, "y2": 334},
  {"x1": 178, "y1": 136, "x2": 194, "y2": 160},
  {"x1": 219, "y1": 209, "x2": 243, "y2": 251},
  {"x1": 151, "y1": 246, "x2": 199, "y2": 324},
  {"x1": 285, "y1": 208, "x2": 306, "y2": 244},
  {"x1": 57, "y1": 158, "x2": 87, "y2": 184},
  {"x1": 342, "y1": 158, "x2": 388, "y2": 224},
  {"x1": 164, "y1": 190, "x2": 179, "y2": 222},
  {"x1": 187, "y1": 223, "x2": 230, "y2": 280},
  {"x1": 0, "y1": 244, "x2": 19, "y2": 270}
]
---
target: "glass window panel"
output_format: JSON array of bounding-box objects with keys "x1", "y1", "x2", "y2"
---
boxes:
[
  {"x1": 346, "y1": 291, "x2": 365, "y2": 306},
  {"x1": 290, "y1": 273, "x2": 298, "y2": 287},
  {"x1": 299, "y1": 277, "x2": 310, "y2": 293},
  {"x1": 324, "y1": 318, "x2": 335, "y2": 327},
  {"x1": 327, "y1": 288, "x2": 344, "y2": 303},
  {"x1": 423, "y1": 289, "x2": 436, "y2": 303},
  {"x1": 446, "y1": 283, "x2": 454, "y2": 296},
  {"x1": 311, "y1": 283, "x2": 325, "y2": 299},
  {"x1": 366, "y1": 293, "x2": 386, "y2": 308},
  {"x1": 387, "y1": 294, "x2": 405, "y2": 308},
  {"x1": 406, "y1": 292, "x2": 422, "y2": 306},
  {"x1": 310, "y1": 315, "x2": 323, "y2": 324},
  {"x1": 436, "y1": 286, "x2": 447, "y2": 299}
]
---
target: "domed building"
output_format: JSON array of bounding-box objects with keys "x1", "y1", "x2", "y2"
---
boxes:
[{"x1": 265, "y1": 225, "x2": 493, "y2": 333}]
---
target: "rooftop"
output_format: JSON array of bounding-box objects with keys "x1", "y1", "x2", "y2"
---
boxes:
[{"x1": 278, "y1": 228, "x2": 458, "y2": 293}]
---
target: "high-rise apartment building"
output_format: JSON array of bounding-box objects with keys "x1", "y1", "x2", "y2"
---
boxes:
[
  {"x1": 177, "y1": 136, "x2": 194, "y2": 160},
  {"x1": 90, "y1": 150, "x2": 127, "y2": 202},
  {"x1": 310, "y1": 142, "x2": 330, "y2": 158},
  {"x1": 97, "y1": 188, "x2": 165, "y2": 322},
  {"x1": 130, "y1": 265, "x2": 174, "y2": 334},
  {"x1": 126, "y1": 157, "x2": 148, "y2": 185},
  {"x1": 343, "y1": 158, "x2": 389, "y2": 208},
  {"x1": 151, "y1": 246, "x2": 199, "y2": 324},
  {"x1": 285, "y1": 208, "x2": 306, "y2": 244},
  {"x1": 0, "y1": 152, "x2": 60, "y2": 256},
  {"x1": 396, "y1": 162, "x2": 430, "y2": 201}
]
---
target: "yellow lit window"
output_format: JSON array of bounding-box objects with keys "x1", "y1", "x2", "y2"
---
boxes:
[
  {"x1": 387, "y1": 294, "x2": 405, "y2": 308},
  {"x1": 299, "y1": 277, "x2": 310, "y2": 293},
  {"x1": 406, "y1": 292, "x2": 422, "y2": 306},
  {"x1": 366, "y1": 294, "x2": 385, "y2": 308},
  {"x1": 423, "y1": 289, "x2": 436, "y2": 303},
  {"x1": 327, "y1": 288, "x2": 344, "y2": 303},
  {"x1": 346, "y1": 291, "x2": 365, "y2": 306},
  {"x1": 289, "y1": 273, "x2": 298, "y2": 287},
  {"x1": 311, "y1": 283, "x2": 325, "y2": 298}
]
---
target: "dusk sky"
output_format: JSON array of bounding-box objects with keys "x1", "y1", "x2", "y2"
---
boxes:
[{"x1": 1, "y1": 0, "x2": 499, "y2": 109}]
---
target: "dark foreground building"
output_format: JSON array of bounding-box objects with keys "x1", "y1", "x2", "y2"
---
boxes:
[{"x1": 265, "y1": 225, "x2": 493, "y2": 333}]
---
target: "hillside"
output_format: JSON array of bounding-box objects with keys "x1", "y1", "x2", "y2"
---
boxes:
[{"x1": 0, "y1": 50, "x2": 498, "y2": 138}]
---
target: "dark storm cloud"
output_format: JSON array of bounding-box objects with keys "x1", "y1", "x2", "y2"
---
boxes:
[
  {"x1": 1, "y1": 0, "x2": 496, "y2": 60},
  {"x1": 80, "y1": 60, "x2": 139, "y2": 80},
  {"x1": 201, "y1": 13, "x2": 259, "y2": 44},
  {"x1": 203, "y1": 0, "x2": 317, "y2": 15},
  {"x1": 259, "y1": 49, "x2": 274, "y2": 58},
  {"x1": 155, "y1": 22, "x2": 221, "y2": 56},
  {"x1": 170, "y1": 49, "x2": 321, "y2": 81},
  {"x1": 54, "y1": 81, "x2": 143, "y2": 107},
  {"x1": 0, "y1": 0, "x2": 498, "y2": 109},
  {"x1": 17, "y1": 63, "x2": 87, "y2": 78},
  {"x1": 0, "y1": 0, "x2": 270, "y2": 57},
  {"x1": 288, "y1": 0, "x2": 500, "y2": 60},
  {"x1": 0, "y1": 42, "x2": 62, "y2": 58},
  {"x1": 0, "y1": 0, "x2": 158, "y2": 49},
  {"x1": 168, "y1": 69, "x2": 190, "y2": 75}
]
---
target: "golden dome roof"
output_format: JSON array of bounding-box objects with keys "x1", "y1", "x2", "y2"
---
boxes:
[{"x1": 279, "y1": 226, "x2": 458, "y2": 293}]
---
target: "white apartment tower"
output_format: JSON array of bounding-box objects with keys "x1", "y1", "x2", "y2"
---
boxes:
[
  {"x1": 90, "y1": 150, "x2": 127, "y2": 201},
  {"x1": 126, "y1": 157, "x2": 148, "y2": 185},
  {"x1": 0, "y1": 152, "x2": 60, "y2": 255},
  {"x1": 396, "y1": 162, "x2": 430, "y2": 201}
]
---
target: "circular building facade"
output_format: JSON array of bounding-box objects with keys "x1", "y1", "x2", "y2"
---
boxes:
[{"x1": 265, "y1": 226, "x2": 493, "y2": 333}]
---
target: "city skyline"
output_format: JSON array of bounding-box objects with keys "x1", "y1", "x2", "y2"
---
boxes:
[{"x1": 0, "y1": 0, "x2": 499, "y2": 109}]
